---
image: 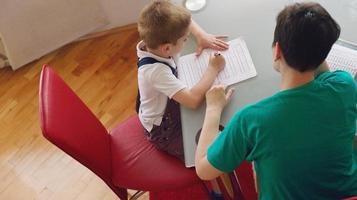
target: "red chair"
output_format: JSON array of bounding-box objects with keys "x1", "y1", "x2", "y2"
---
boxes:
[
  {"x1": 38, "y1": 65, "x2": 204, "y2": 199},
  {"x1": 344, "y1": 197, "x2": 357, "y2": 200}
]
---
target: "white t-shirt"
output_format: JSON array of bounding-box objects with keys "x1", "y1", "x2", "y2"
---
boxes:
[{"x1": 137, "y1": 41, "x2": 187, "y2": 132}]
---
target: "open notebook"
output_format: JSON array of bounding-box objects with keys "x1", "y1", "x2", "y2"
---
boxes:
[
  {"x1": 326, "y1": 40, "x2": 357, "y2": 78},
  {"x1": 178, "y1": 38, "x2": 257, "y2": 88}
]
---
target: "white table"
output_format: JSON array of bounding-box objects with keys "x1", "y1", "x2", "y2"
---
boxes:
[{"x1": 174, "y1": 0, "x2": 357, "y2": 167}]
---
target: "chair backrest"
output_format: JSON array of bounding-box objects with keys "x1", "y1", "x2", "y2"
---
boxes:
[{"x1": 39, "y1": 65, "x2": 126, "y2": 197}]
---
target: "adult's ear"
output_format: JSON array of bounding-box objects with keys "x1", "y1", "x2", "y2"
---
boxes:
[
  {"x1": 273, "y1": 42, "x2": 282, "y2": 62},
  {"x1": 272, "y1": 42, "x2": 283, "y2": 72}
]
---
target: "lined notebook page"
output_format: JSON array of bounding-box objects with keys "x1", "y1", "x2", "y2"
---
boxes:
[
  {"x1": 178, "y1": 38, "x2": 257, "y2": 88},
  {"x1": 326, "y1": 43, "x2": 357, "y2": 77}
]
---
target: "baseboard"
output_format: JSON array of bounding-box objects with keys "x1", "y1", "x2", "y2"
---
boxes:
[{"x1": 78, "y1": 23, "x2": 137, "y2": 41}]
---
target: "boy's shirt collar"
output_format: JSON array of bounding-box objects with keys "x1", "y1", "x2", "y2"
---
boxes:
[{"x1": 136, "y1": 41, "x2": 179, "y2": 68}]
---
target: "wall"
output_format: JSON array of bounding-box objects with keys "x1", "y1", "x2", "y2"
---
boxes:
[
  {"x1": 0, "y1": 0, "x2": 109, "y2": 70},
  {"x1": 0, "y1": 1, "x2": 149, "y2": 70},
  {"x1": 0, "y1": 38, "x2": 8, "y2": 68},
  {"x1": 99, "y1": 0, "x2": 150, "y2": 30}
]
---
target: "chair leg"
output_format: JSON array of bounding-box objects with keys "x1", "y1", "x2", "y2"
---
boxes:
[{"x1": 129, "y1": 191, "x2": 147, "y2": 200}]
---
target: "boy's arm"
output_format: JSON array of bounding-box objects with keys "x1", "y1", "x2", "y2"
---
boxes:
[
  {"x1": 173, "y1": 66, "x2": 218, "y2": 109},
  {"x1": 315, "y1": 60, "x2": 330, "y2": 77},
  {"x1": 190, "y1": 20, "x2": 229, "y2": 56},
  {"x1": 173, "y1": 53, "x2": 225, "y2": 109}
]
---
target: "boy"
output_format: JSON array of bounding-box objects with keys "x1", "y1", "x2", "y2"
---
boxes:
[
  {"x1": 196, "y1": 2, "x2": 357, "y2": 199},
  {"x1": 137, "y1": 0, "x2": 227, "y2": 161}
]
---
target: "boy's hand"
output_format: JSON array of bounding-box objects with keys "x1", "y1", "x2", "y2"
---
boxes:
[
  {"x1": 196, "y1": 32, "x2": 229, "y2": 56},
  {"x1": 208, "y1": 52, "x2": 226, "y2": 73},
  {"x1": 206, "y1": 85, "x2": 234, "y2": 112}
]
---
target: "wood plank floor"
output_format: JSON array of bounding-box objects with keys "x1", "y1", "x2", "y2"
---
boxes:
[{"x1": 0, "y1": 27, "x2": 149, "y2": 199}]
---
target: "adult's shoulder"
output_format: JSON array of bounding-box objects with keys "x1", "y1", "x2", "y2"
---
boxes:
[
  {"x1": 317, "y1": 71, "x2": 355, "y2": 86},
  {"x1": 316, "y1": 71, "x2": 356, "y2": 96}
]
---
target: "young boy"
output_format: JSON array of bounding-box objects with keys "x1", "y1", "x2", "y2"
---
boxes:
[
  {"x1": 196, "y1": 2, "x2": 357, "y2": 199},
  {"x1": 137, "y1": 0, "x2": 227, "y2": 161}
]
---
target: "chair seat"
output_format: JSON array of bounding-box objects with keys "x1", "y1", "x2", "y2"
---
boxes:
[
  {"x1": 110, "y1": 115, "x2": 201, "y2": 191},
  {"x1": 344, "y1": 197, "x2": 357, "y2": 200}
]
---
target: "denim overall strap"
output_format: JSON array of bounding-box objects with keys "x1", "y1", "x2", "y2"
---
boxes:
[{"x1": 137, "y1": 57, "x2": 176, "y2": 76}]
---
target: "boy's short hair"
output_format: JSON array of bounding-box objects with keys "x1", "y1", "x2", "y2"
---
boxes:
[
  {"x1": 138, "y1": 0, "x2": 191, "y2": 49},
  {"x1": 273, "y1": 2, "x2": 340, "y2": 72}
]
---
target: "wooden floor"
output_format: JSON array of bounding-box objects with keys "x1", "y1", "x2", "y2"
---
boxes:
[{"x1": 0, "y1": 27, "x2": 149, "y2": 199}]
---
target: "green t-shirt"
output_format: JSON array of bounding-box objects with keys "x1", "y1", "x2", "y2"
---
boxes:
[{"x1": 207, "y1": 71, "x2": 357, "y2": 200}]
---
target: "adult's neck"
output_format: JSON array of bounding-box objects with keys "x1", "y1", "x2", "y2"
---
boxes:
[{"x1": 280, "y1": 65, "x2": 315, "y2": 91}]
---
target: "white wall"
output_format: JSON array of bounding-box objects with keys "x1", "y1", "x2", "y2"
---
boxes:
[
  {"x1": 0, "y1": 0, "x2": 109, "y2": 70},
  {"x1": 0, "y1": 1, "x2": 149, "y2": 70},
  {"x1": 0, "y1": 38, "x2": 9, "y2": 68},
  {"x1": 100, "y1": 0, "x2": 150, "y2": 30}
]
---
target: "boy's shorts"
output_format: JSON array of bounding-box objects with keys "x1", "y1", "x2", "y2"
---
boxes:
[{"x1": 144, "y1": 99, "x2": 184, "y2": 162}]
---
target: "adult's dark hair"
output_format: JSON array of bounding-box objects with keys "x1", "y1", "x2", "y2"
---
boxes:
[{"x1": 273, "y1": 2, "x2": 341, "y2": 72}]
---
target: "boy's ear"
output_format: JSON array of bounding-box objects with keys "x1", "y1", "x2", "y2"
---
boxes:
[
  {"x1": 159, "y1": 43, "x2": 172, "y2": 55},
  {"x1": 273, "y1": 42, "x2": 282, "y2": 61}
]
